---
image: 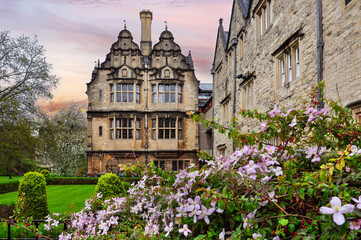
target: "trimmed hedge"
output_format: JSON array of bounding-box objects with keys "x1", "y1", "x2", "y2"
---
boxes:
[
  {"x1": 16, "y1": 172, "x2": 49, "y2": 219},
  {"x1": 96, "y1": 173, "x2": 126, "y2": 198},
  {"x1": 0, "y1": 176, "x2": 140, "y2": 194},
  {"x1": 47, "y1": 177, "x2": 99, "y2": 185},
  {"x1": 0, "y1": 182, "x2": 19, "y2": 194}
]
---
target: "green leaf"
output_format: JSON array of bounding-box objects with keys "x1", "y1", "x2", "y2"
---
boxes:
[
  {"x1": 288, "y1": 223, "x2": 296, "y2": 232},
  {"x1": 307, "y1": 188, "x2": 314, "y2": 197},
  {"x1": 278, "y1": 218, "x2": 289, "y2": 226},
  {"x1": 194, "y1": 235, "x2": 206, "y2": 240},
  {"x1": 299, "y1": 188, "x2": 305, "y2": 199}
]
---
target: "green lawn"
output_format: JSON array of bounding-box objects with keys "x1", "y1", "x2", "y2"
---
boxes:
[
  {"x1": 0, "y1": 176, "x2": 21, "y2": 184},
  {"x1": 0, "y1": 185, "x2": 95, "y2": 213}
]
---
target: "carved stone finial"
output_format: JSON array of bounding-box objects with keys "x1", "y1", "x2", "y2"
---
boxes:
[
  {"x1": 123, "y1": 19, "x2": 127, "y2": 30},
  {"x1": 219, "y1": 18, "x2": 223, "y2": 25},
  {"x1": 165, "y1": 21, "x2": 168, "y2": 31}
]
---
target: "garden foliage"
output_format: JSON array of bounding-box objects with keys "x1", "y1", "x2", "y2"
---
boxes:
[
  {"x1": 47, "y1": 87, "x2": 361, "y2": 240},
  {"x1": 15, "y1": 172, "x2": 49, "y2": 219},
  {"x1": 95, "y1": 173, "x2": 126, "y2": 198},
  {"x1": 40, "y1": 169, "x2": 50, "y2": 179}
]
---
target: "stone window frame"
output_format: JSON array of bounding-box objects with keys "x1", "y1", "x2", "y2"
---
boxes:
[
  {"x1": 238, "y1": 33, "x2": 244, "y2": 60},
  {"x1": 342, "y1": 0, "x2": 356, "y2": 11},
  {"x1": 221, "y1": 95, "x2": 231, "y2": 123},
  {"x1": 240, "y1": 78, "x2": 255, "y2": 109},
  {"x1": 172, "y1": 160, "x2": 190, "y2": 171},
  {"x1": 110, "y1": 84, "x2": 114, "y2": 102},
  {"x1": 151, "y1": 82, "x2": 182, "y2": 104},
  {"x1": 256, "y1": 0, "x2": 273, "y2": 38},
  {"x1": 217, "y1": 144, "x2": 226, "y2": 157},
  {"x1": 275, "y1": 40, "x2": 301, "y2": 88},
  {"x1": 151, "y1": 117, "x2": 183, "y2": 140},
  {"x1": 348, "y1": 101, "x2": 361, "y2": 123},
  {"x1": 109, "y1": 117, "x2": 141, "y2": 140}
]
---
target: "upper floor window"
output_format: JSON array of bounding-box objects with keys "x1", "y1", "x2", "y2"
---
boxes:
[
  {"x1": 110, "y1": 83, "x2": 140, "y2": 103},
  {"x1": 257, "y1": 0, "x2": 273, "y2": 37},
  {"x1": 152, "y1": 83, "x2": 182, "y2": 103},
  {"x1": 99, "y1": 90, "x2": 102, "y2": 101},
  {"x1": 110, "y1": 84, "x2": 114, "y2": 102},
  {"x1": 277, "y1": 43, "x2": 300, "y2": 87}
]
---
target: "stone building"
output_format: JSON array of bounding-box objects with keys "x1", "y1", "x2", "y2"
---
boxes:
[
  {"x1": 212, "y1": 0, "x2": 361, "y2": 156},
  {"x1": 198, "y1": 83, "x2": 213, "y2": 155},
  {"x1": 86, "y1": 10, "x2": 199, "y2": 174}
]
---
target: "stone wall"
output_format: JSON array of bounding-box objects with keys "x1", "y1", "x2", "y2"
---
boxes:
[{"x1": 212, "y1": 0, "x2": 361, "y2": 156}]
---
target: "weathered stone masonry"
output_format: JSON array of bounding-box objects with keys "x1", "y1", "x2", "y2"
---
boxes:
[
  {"x1": 86, "y1": 10, "x2": 199, "y2": 174},
  {"x1": 212, "y1": 0, "x2": 361, "y2": 156}
]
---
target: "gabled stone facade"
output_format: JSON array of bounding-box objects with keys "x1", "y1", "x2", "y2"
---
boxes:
[
  {"x1": 86, "y1": 10, "x2": 199, "y2": 174},
  {"x1": 212, "y1": 0, "x2": 361, "y2": 156}
]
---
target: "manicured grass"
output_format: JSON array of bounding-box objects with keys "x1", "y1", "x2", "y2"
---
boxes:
[
  {"x1": 0, "y1": 185, "x2": 95, "y2": 213},
  {"x1": 0, "y1": 176, "x2": 21, "y2": 184}
]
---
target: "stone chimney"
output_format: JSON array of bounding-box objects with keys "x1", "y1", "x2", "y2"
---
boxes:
[{"x1": 140, "y1": 10, "x2": 152, "y2": 56}]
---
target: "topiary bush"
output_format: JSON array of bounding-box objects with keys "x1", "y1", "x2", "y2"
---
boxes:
[
  {"x1": 95, "y1": 173, "x2": 125, "y2": 198},
  {"x1": 40, "y1": 169, "x2": 50, "y2": 179},
  {"x1": 15, "y1": 172, "x2": 49, "y2": 219}
]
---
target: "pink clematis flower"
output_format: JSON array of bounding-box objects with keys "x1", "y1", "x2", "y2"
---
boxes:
[
  {"x1": 352, "y1": 195, "x2": 361, "y2": 209},
  {"x1": 219, "y1": 228, "x2": 225, "y2": 240},
  {"x1": 320, "y1": 197, "x2": 354, "y2": 225},
  {"x1": 289, "y1": 116, "x2": 297, "y2": 127},
  {"x1": 349, "y1": 220, "x2": 361, "y2": 230},
  {"x1": 269, "y1": 104, "x2": 281, "y2": 117},
  {"x1": 178, "y1": 224, "x2": 192, "y2": 237}
]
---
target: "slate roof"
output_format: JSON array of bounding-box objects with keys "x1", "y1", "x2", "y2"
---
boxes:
[
  {"x1": 199, "y1": 83, "x2": 213, "y2": 92},
  {"x1": 238, "y1": 0, "x2": 251, "y2": 18}
]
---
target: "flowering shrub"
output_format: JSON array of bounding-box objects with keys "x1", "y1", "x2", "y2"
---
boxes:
[{"x1": 48, "y1": 86, "x2": 361, "y2": 239}]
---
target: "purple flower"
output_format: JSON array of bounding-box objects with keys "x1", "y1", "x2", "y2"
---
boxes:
[
  {"x1": 320, "y1": 197, "x2": 354, "y2": 225},
  {"x1": 178, "y1": 224, "x2": 192, "y2": 237},
  {"x1": 352, "y1": 195, "x2": 361, "y2": 209},
  {"x1": 197, "y1": 205, "x2": 215, "y2": 225},
  {"x1": 289, "y1": 116, "x2": 297, "y2": 127},
  {"x1": 252, "y1": 232, "x2": 263, "y2": 239},
  {"x1": 269, "y1": 104, "x2": 281, "y2": 117},
  {"x1": 164, "y1": 222, "x2": 173, "y2": 237},
  {"x1": 219, "y1": 228, "x2": 225, "y2": 240},
  {"x1": 187, "y1": 196, "x2": 201, "y2": 212},
  {"x1": 307, "y1": 113, "x2": 315, "y2": 123},
  {"x1": 273, "y1": 167, "x2": 283, "y2": 176},
  {"x1": 350, "y1": 220, "x2": 361, "y2": 230}
]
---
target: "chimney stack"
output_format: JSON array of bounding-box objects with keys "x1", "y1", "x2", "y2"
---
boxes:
[{"x1": 140, "y1": 10, "x2": 152, "y2": 56}]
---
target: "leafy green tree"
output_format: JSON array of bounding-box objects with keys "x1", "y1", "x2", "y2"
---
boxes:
[{"x1": 0, "y1": 31, "x2": 58, "y2": 178}]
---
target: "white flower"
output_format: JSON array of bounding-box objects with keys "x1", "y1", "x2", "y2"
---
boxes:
[
  {"x1": 320, "y1": 197, "x2": 354, "y2": 225},
  {"x1": 178, "y1": 224, "x2": 192, "y2": 237},
  {"x1": 219, "y1": 228, "x2": 225, "y2": 240},
  {"x1": 164, "y1": 222, "x2": 173, "y2": 237}
]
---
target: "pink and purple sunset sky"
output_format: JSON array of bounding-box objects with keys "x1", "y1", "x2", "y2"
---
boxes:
[{"x1": 0, "y1": 0, "x2": 232, "y2": 106}]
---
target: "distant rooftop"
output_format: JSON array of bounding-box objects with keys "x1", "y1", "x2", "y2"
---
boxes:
[{"x1": 199, "y1": 83, "x2": 213, "y2": 91}]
